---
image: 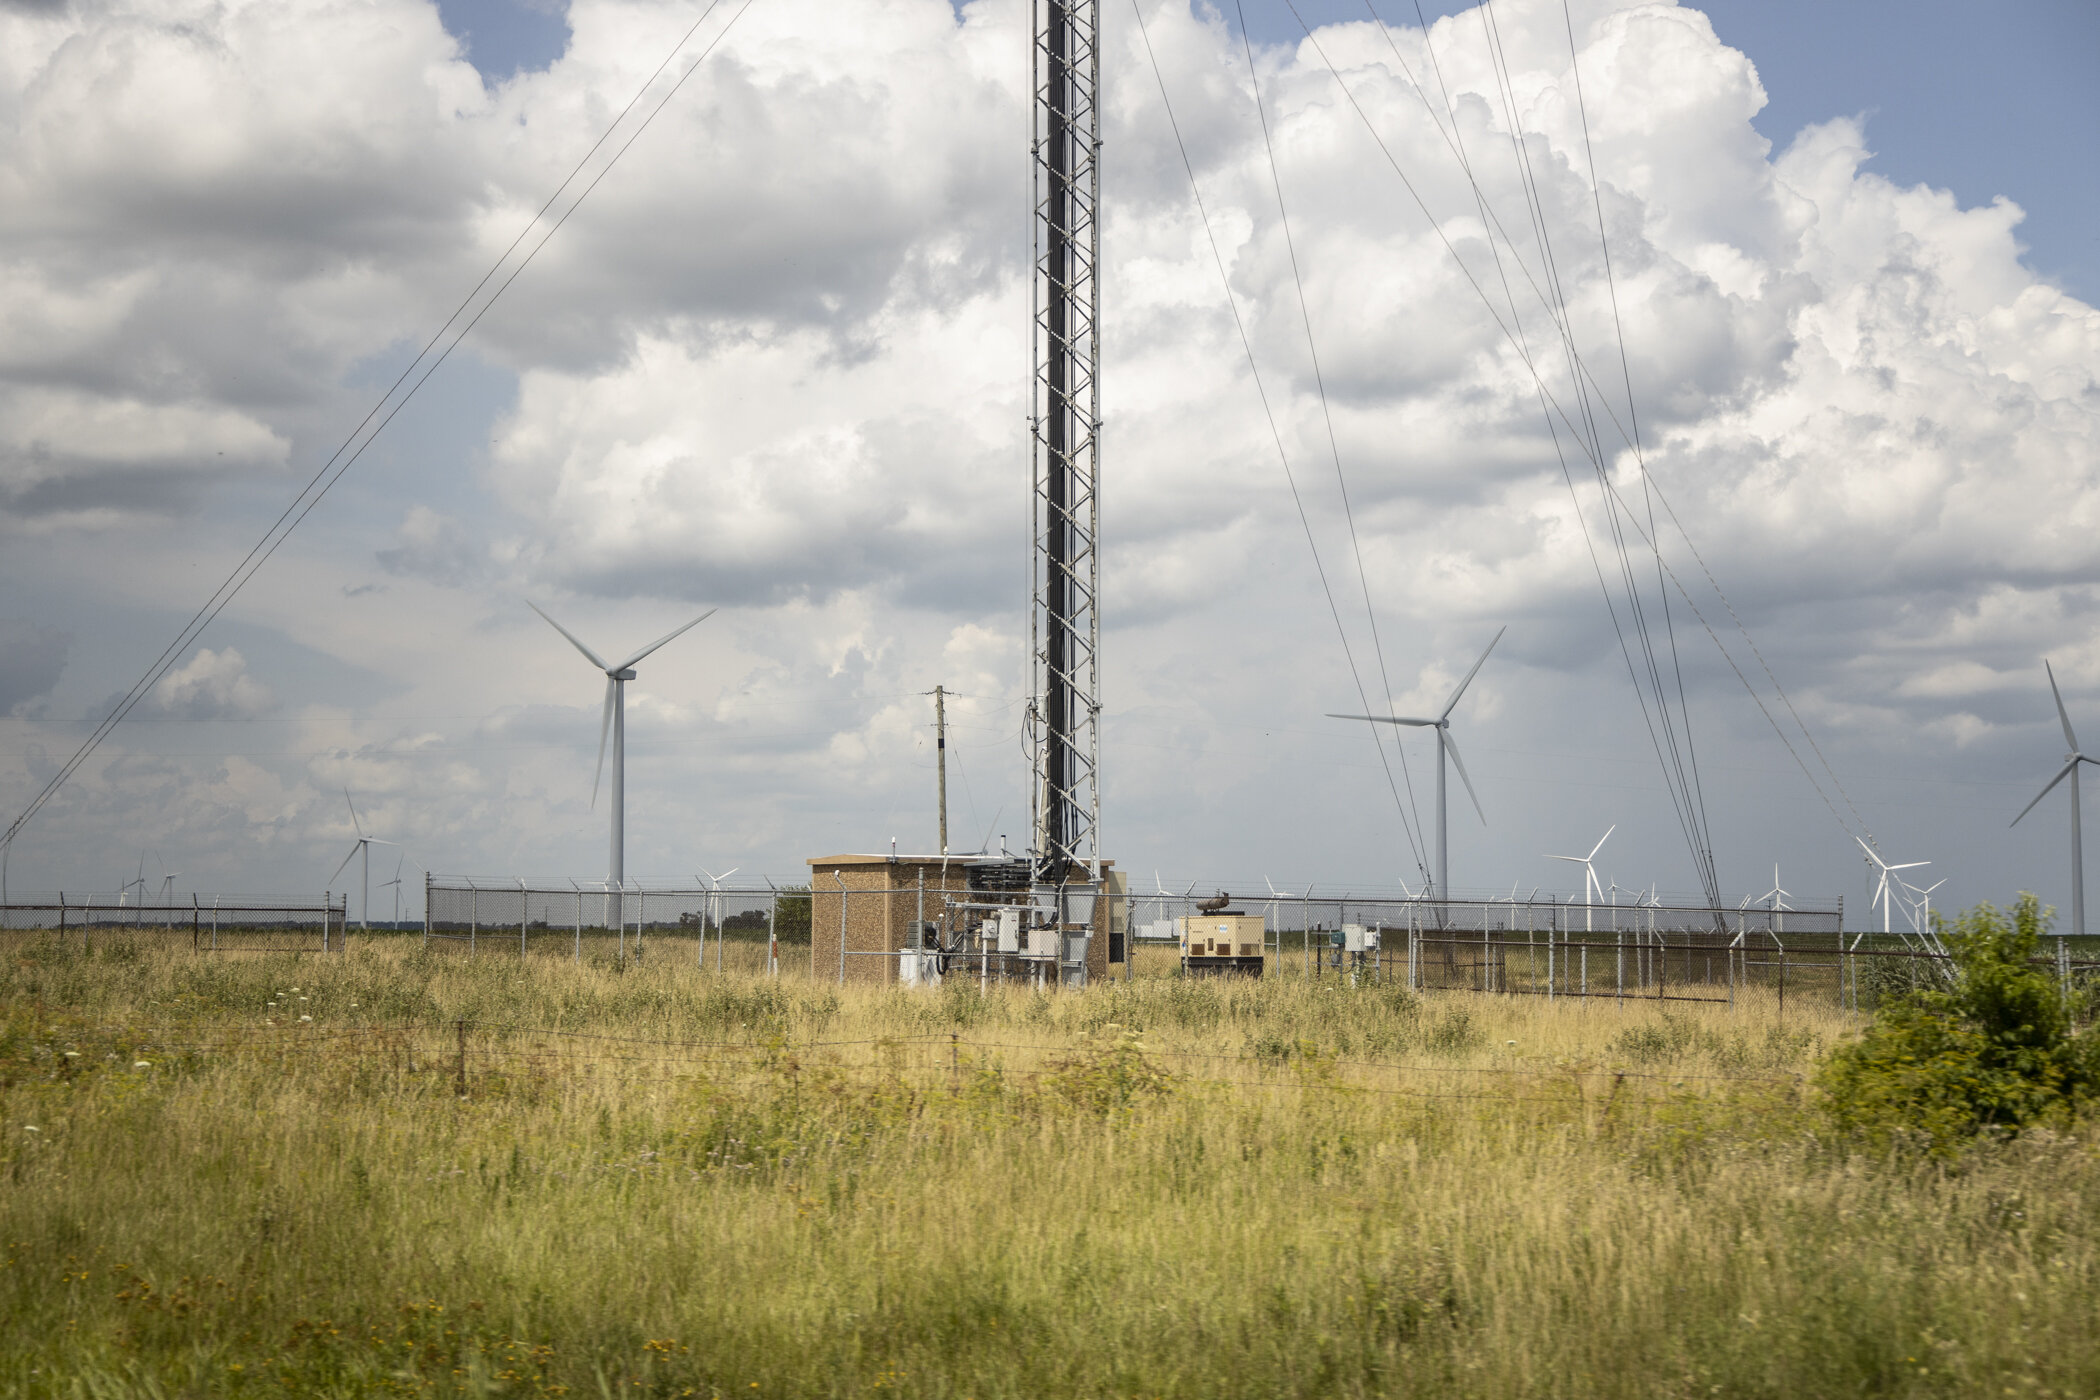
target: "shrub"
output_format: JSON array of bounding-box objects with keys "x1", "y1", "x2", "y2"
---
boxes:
[{"x1": 1819, "y1": 894, "x2": 2097, "y2": 1149}]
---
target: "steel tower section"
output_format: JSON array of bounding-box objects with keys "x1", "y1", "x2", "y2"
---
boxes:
[{"x1": 1029, "y1": 0, "x2": 1101, "y2": 886}]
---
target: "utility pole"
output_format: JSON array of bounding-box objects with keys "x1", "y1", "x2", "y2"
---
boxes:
[{"x1": 934, "y1": 684, "x2": 949, "y2": 856}]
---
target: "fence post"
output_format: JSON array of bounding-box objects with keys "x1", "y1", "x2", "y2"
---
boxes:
[
  {"x1": 520, "y1": 879, "x2": 527, "y2": 957},
  {"x1": 469, "y1": 881, "x2": 478, "y2": 954},
  {"x1": 192, "y1": 896, "x2": 200, "y2": 954},
  {"x1": 455, "y1": 1019, "x2": 467, "y2": 1097},
  {"x1": 572, "y1": 880, "x2": 582, "y2": 965},
  {"x1": 768, "y1": 890, "x2": 778, "y2": 978},
  {"x1": 423, "y1": 872, "x2": 432, "y2": 949}
]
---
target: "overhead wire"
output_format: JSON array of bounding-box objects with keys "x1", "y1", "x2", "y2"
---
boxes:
[
  {"x1": 0, "y1": 0, "x2": 763, "y2": 857},
  {"x1": 1388, "y1": 0, "x2": 1715, "y2": 892},
  {"x1": 1232, "y1": 0, "x2": 1431, "y2": 876},
  {"x1": 1129, "y1": 0, "x2": 1430, "y2": 881},
  {"x1": 1282, "y1": 0, "x2": 1871, "y2": 875},
  {"x1": 1474, "y1": 0, "x2": 1717, "y2": 904},
  {"x1": 1555, "y1": 0, "x2": 1720, "y2": 898}
]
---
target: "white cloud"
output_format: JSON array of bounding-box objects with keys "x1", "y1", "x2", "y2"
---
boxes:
[
  {"x1": 0, "y1": 0, "x2": 2094, "y2": 915},
  {"x1": 148, "y1": 647, "x2": 277, "y2": 720}
]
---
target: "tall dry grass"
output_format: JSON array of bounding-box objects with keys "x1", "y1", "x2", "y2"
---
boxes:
[{"x1": 0, "y1": 934, "x2": 2093, "y2": 1398}]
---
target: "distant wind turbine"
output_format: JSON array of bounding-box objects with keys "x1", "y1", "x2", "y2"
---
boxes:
[
  {"x1": 1548, "y1": 824, "x2": 1614, "y2": 937},
  {"x1": 531, "y1": 602, "x2": 715, "y2": 907},
  {"x1": 2011, "y1": 659, "x2": 2096, "y2": 939},
  {"x1": 380, "y1": 851, "x2": 406, "y2": 928},
  {"x1": 1856, "y1": 838, "x2": 1928, "y2": 939},
  {"x1": 330, "y1": 790, "x2": 396, "y2": 932},
  {"x1": 1329, "y1": 626, "x2": 1504, "y2": 901}
]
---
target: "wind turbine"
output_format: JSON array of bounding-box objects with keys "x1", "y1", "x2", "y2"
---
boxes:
[
  {"x1": 1547, "y1": 825, "x2": 1614, "y2": 934},
  {"x1": 153, "y1": 853, "x2": 183, "y2": 931},
  {"x1": 1329, "y1": 625, "x2": 1504, "y2": 902},
  {"x1": 1760, "y1": 864, "x2": 1793, "y2": 938},
  {"x1": 531, "y1": 602, "x2": 716, "y2": 909},
  {"x1": 699, "y1": 866, "x2": 739, "y2": 932},
  {"x1": 1856, "y1": 838, "x2": 1928, "y2": 939},
  {"x1": 154, "y1": 854, "x2": 182, "y2": 908},
  {"x1": 330, "y1": 790, "x2": 396, "y2": 932},
  {"x1": 379, "y1": 852, "x2": 406, "y2": 928},
  {"x1": 2012, "y1": 660, "x2": 2097, "y2": 939},
  {"x1": 1897, "y1": 875, "x2": 1945, "y2": 935}
]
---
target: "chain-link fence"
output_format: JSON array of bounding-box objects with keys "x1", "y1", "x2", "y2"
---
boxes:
[
  {"x1": 422, "y1": 876, "x2": 805, "y2": 971},
  {"x1": 0, "y1": 893, "x2": 348, "y2": 952}
]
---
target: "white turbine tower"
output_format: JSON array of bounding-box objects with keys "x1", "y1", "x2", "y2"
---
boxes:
[
  {"x1": 1760, "y1": 864, "x2": 1793, "y2": 938},
  {"x1": 700, "y1": 866, "x2": 739, "y2": 932},
  {"x1": 1898, "y1": 875, "x2": 1946, "y2": 935},
  {"x1": 154, "y1": 856, "x2": 182, "y2": 908},
  {"x1": 1856, "y1": 838, "x2": 1929, "y2": 940},
  {"x1": 531, "y1": 603, "x2": 716, "y2": 912},
  {"x1": 331, "y1": 790, "x2": 396, "y2": 932},
  {"x1": 2012, "y1": 659, "x2": 2097, "y2": 940},
  {"x1": 1547, "y1": 825, "x2": 1614, "y2": 934},
  {"x1": 1329, "y1": 626, "x2": 1504, "y2": 902},
  {"x1": 380, "y1": 851, "x2": 406, "y2": 929}
]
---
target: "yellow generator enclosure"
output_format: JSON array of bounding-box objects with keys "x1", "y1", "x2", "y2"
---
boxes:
[{"x1": 1180, "y1": 913, "x2": 1266, "y2": 976}]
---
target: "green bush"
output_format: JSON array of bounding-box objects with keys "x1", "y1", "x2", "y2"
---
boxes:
[{"x1": 1819, "y1": 893, "x2": 2097, "y2": 1150}]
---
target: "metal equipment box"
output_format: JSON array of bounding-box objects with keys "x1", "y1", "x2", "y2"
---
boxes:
[{"x1": 1180, "y1": 913, "x2": 1266, "y2": 977}]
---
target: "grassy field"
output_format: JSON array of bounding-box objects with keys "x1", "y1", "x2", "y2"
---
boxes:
[{"x1": 1, "y1": 934, "x2": 2094, "y2": 1398}]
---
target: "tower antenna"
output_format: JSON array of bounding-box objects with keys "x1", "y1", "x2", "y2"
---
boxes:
[{"x1": 1029, "y1": 0, "x2": 1101, "y2": 890}]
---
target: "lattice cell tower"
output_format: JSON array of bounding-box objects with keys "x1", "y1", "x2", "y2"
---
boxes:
[{"x1": 1028, "y1": 0, "x2": 1102, "y2": 889}]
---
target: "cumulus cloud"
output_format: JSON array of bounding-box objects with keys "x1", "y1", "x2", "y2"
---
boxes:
[
  {"x1": 148, "y1": 648, "x2": 277, "y2": 719},
  {"x1": 0, "y1": 0, "x2": 2094, "y2": 907},
  {"x1": 0, "y1": 619, "x2": 69, "y2": 715}
]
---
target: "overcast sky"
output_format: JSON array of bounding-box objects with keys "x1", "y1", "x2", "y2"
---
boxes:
[{"x1": 2, "y1": 0, "x2": 2096, "y2": 929}]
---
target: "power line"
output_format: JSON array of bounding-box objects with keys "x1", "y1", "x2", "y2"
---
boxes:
[
  {"x1": 1283, "y1": 0, "x2": 1868, "y2": 877},
  {"x1": 1131, "y1": 0, "x2": 1429, "y2": 881},
  {"x1": 0, "y1": 0, "x2": 762, "y2": 858},
  {"x1": 1234, "y1": 0, "x2": 1431, "y2": 877}
]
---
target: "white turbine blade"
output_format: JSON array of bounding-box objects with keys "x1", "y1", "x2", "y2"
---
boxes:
[
  {"x1": 329, "y1": 842, "x2": 363, "y2": 886},
  {"x1": 590, "y1": 676, "x2": 615, "y2": 810},
  {"x1": 2047, "y1": 660, "x2": 2081, "y2": 754},
  {"x1": 393, "y1": 851, "x2": 405, "y2": 879},
  {"x1": 719, "y1": 867, "x2": 738, "y2": 883},
  {"x1": 530, "y1": 602, "x2": 612, "y2": 671},
  {"x1": 2012, "y1": 759, "x2": 2078, "y2": 827},
  {"x1": 1586, "y1": 824, "x2": 1616, "y2": 862},
  {"x1": 1854, "y1": 836, "x2": 1887, "y2": 871},
  {"x1": 1440, "y1": 730, "x2": 1486, "y2": 823},
  {"x1": 344, "y1": 788, "x2": 366, "y2": 839},
  {"x1": 1326, "y1": 713, "x2": 1436, "y2": 726},
  {"x1": 1545, "y1": 854, "x2": 1584, "y2": 863},
  {"x1": 617, "y1": 608, "x2": 717, "y2": 672},
  {"x1": 1888, "y1": 861, "x2": 1929, "y2": 872},
  {"x1": 1439, "y1": 626, "x2": 1506, "y2": 720}
]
